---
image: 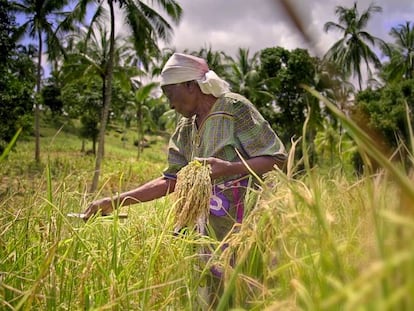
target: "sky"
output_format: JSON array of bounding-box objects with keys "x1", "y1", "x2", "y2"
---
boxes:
[
  {"x1": 146, "y1": 0, "x2": 414, "y2": 60},
  {"x1": 15, "y1": 0, "x2": 414, "y2": 79}
]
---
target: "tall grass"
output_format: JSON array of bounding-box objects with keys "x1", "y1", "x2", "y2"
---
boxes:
[
  {"x1": 211, "y1": 88, "x2": 414, "y2": 310},
  {"x1": 1, "y1": 111, "x2": 414, "y2": 310},
  {"x1": 214, "y1": 166, "x2": 413, "y2": 310},
  {"x1": 1, "y1": 128, "x2": 205, "y2": 310}
]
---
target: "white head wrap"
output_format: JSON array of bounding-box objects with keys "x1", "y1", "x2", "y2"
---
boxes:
[{"x1": 160, "y1": 53, "x2": 230, "y2": 97}]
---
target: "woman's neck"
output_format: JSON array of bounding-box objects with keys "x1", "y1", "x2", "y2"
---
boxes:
[{"x1": 195, "y1": 94, "x2": 218, "y2": 127}]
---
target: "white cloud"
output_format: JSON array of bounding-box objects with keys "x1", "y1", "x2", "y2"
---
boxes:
[{"x1": 157, "y1": 0, "x2": 414, "y2": 59}]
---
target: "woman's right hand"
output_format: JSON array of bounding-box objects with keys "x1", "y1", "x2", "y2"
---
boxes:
[{"x1": 83, "y1": 198, "x2": 113, "y2": 221}]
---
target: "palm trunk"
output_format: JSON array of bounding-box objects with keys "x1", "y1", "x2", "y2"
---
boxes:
[
  {"x1": 100, "y1": 78, "x2": 106, "y2": 157},
  {"x1": 137, "y1": 103, "x2": 143, "y2": 159},
  {"x1": 358, "y1": 74, "x2": 362, "y2": 91},
  {"x1": 34, "y1": 30, "x2": 43, "y2": 163},
  {"x1": 90, "y1": 0, "x2": 116, "y2": 193}
]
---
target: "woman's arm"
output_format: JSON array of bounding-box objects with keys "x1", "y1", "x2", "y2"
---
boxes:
[
  {"x1": 83, "y1": 177, "x2": 176, "y2": 219},
  {"x1": 199, "y1": 155, "x2": 283, "y2": 181}
]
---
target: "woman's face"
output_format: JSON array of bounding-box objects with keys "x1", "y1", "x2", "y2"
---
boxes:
[{"x1": 162, "y1": 82, "x2": 196, "y2": 118}]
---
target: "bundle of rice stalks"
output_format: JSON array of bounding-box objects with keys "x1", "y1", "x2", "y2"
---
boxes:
[{"x1": 174, "y1": 160, "x2": 212, "y2": 232}]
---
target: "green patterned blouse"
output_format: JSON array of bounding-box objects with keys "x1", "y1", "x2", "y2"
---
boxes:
[
  {"x1": 164, "y1": 92, "x2": 287, "y2": 240},
  {"x1": 163, "y1": 92, "x2": 286, "y2": 183}
]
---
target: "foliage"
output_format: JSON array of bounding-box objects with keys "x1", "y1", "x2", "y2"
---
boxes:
[
  {"x1": 78, "y1": 0, "x2": 182, "y2": 192},
  {"x1": 61, "y1": 23, "x2": 137, "y2": 154},
  {"x1": 0, "y1": 3, "x2": 36, "y2": 152},
  {"x1": 259, "y1": 47, "x2": 321, "y2": 147},
  {"x1": 0, "y1": 71, "x2": 35, "y2": 152},
  {"x1": 191, "y1": 44, "x2": 230, "y2": 78},
  {"x1": 3, "y1": 1, "x2": 414, "y2": 307},
  {"x1": 0, "y1": 0, "x2": 15, "y2": 66},
  {"x1": 60, "y1": 76, "x2": 99, "y2": 118},
  {"x1": 314, "y1": 120, "x2": 357, "y2": 170},
  {"x1": 80, "y1": 114, "x2": 99, "y2": 153},
  {"x1": 218, "y1": 165, "x2": 414, "y2": 310},
  {"x1": 11, "y1": 0, "x2": 85, "y2": 162},
  {"x1": 381, "y1": 21, "x2": 414, "y2": 82},
  {"x1": 41, "y1": 83, "x2": 64, "y2": 116},
  {"x1": 61, "y1": 77, "x2": 102, "y2": 152},
  {"x1": 225, "y1": 48, "x2": 265, "y2": 104},
  {"x1": 126, "y1": 80, "x2": 165, "y2": 157},
  {"x1": 2, "y1": 120, "x2": 414, "y2": 310},
  {"x1": 354, "y1": 79, "x2": 414, "y2": 150},
  {"x1": 323, "y1": 2, "x2": 388, "y2": 90},
  {"x1": 316, "y1": 61, "x2": 355, "y2": 111},
  {"x1": 114, "y1": 0, "x2": 182, "y2": 69}
]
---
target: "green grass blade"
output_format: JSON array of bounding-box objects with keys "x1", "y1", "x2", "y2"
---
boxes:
[{"x1": 0, "y1": 127, "x2": 22, "y2": 162}]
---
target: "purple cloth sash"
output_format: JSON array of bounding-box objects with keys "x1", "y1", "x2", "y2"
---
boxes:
[{"x1": 209, "y1": 178, "x2": 248, "y2": 223}]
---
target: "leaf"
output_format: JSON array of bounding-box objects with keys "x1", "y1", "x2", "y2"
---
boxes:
[{"x1": 0, "y1": 128, "x2": 22, "y2": 162}]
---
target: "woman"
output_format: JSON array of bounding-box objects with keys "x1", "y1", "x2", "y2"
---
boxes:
[{"x1": 84, "y1": 52, "x2": 287, "y2": 306}]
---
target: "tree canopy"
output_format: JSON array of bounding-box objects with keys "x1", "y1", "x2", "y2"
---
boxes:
[
  {"x1": 0, "y1": 0, "x2": 36, "y2": 153},
  {"x1": 3, "y1": 0, "x2": 414, "y2": 176}
]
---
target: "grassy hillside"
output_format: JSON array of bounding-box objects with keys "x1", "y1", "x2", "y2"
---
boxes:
[{"x1": 1, "y1": 122, "x2": 413, "y2": 310}]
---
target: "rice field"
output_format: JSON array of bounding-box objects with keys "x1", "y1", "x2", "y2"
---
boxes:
[{"x1": 1, "y1": 117, "x2": 413, "y2": 310}]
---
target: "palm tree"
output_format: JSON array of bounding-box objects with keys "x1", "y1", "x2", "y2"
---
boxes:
[
  {"x1": 382, "y1": 21, "x2": 414, "y2": 82},
  {"x1": 128, "y1": 80, "x2": 160, "y2": 158},
  {"x1": 85, "y1": 0, "x2": 182, "y2": 192},
  {"x1": 316, "y1": 60, "x2": 355, "y2": 114},
  {"x1": 64, "y1": 22, "x2": 136, "y2": 86},
  {"x1": 63, "y1": 21, "x2": 141, "y2": 151},
  {"x1": 11, "y1": 0, "x2": 90, "y2": 162},
  {"x1": 315, "y1": 60, "x2": 357, "y2": 167},
  {"x1": 225, "y1": 48, "x2": 264, "y2": 100},
  {"x1": 147, "y1": 47, "x2": 176, "y2": 78},
  {"x1": 191, "y1": 45, "x2": 229, "y2": 77},
  {"x1": 323, "y1": 2, "x2": 387, "y2": 90},
  {"x1": 11, "y1": 0, "x2": 68, "y2": 162}
]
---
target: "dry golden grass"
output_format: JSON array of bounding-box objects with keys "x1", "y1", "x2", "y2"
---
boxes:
[{"x1": 174, "y1": 160, "x2": 212, "y2": 231}]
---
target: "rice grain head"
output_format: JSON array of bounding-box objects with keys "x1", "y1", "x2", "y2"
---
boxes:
[{"x1": 174, "y1": 160, "x2": 212, "y2": 231}]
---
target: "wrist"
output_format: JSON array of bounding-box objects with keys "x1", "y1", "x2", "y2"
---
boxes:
[{"x1": 227, "y1": 160, "x2": 244, "y2": 176}]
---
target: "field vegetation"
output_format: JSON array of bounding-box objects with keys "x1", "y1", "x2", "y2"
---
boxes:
[
  {"x1": 1, "y1": 114, "x2": 413, "y2": 310},
  {"x1": 2, "y1": 0, "x2": 414, "y2": 309}
]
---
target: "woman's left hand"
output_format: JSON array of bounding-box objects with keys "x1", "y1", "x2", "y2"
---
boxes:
[{"x1": 195, "y1": 157, "x2": 233, "y2": 180}]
